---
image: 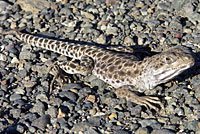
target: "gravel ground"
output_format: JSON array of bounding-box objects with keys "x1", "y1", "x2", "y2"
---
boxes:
[{"x1": 0, "y1": 0, "x2": 200, "y2": 134}]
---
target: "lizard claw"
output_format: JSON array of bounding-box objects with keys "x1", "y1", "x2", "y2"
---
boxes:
[{"x1": 131, "y1": 96, "x2": 164, "y2": 111}]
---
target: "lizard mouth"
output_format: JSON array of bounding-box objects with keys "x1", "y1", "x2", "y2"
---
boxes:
[{"x1": 156, "y1": 64, "x2": 192, "y2": 83}]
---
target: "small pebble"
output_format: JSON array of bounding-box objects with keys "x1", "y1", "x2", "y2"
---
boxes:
[{"x1": 0, "y1": 53, "x2": 7, "y2": 61}]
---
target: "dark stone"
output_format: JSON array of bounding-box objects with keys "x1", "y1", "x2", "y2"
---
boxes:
[
  {"x1": 59, "y1": 91, "x2": 78, "y2": 101},
  {"x1": 31, "y1": 114, "x2": 51, "y2": 130}
]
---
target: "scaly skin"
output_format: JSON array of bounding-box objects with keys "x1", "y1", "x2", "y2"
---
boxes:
[{"x1": 1, "y1": 30, "x2": 195, "y2": 110}]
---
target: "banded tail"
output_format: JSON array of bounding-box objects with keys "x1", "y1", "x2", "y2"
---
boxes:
[{"x1": 1, "y1": 30, "x2": 95, "y2": 60}]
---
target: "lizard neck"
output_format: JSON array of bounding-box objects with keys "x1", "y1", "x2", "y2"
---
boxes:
[{"x1": 126, "y1": 59, "x2": 157, "y2": 91}]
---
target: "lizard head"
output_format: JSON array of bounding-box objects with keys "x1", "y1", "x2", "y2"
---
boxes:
[{"x1": 142, "y1": 46, "x2": 195, "y2": 90}]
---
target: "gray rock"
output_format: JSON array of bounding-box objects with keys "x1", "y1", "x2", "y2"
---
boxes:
[
  {"x1": 157, "y1": 2, "x2": 171, "y2": 10},
  {"x1": 16, "y1": 0, "x2": 51, "y2": 14},
  {"x1": 174, "y1": 107, "x2": 184, "y2": 116},
  {"x1": 170, "y1": 38, "x2": 179, "y2": 44},
  {"x1": 19, "y1": 51, "x2": 36, "y2": 60},
  {"x1": 49, "y1": 97, "x2": 63, "y2": 107},
  {"x1": 13, "y1": 86, "x2": 25, "y2": 95},
  {"x1": 106, "y1": 25, "x2": 119, "y2": 35},
  {"x1": 14, "y1": 99, "x2": 25, "y2": 106},
  {"x1": 18, "y1": 68, "x2": 28, "y2": 78},
  {"x1": 0, "y1": 90, "x2": 5, "y2": 97},
  {"x1": 46, "y1": 106, "x2": 57, "y2": 118},
  {"x1": 0, "y1": 14, "x2": 7, "y2": 21},
  {"x1": 31, "y1": 64, "x2": 47, "y2": 75},
  {"x1": 0, "y1": 53, "x2": 7, "y2": 61},
  {"x1": 81, "y1": 11, "x2": 95, "y2": 20},
  {"x1": 140, "y1": 6, "x2": 148, "y2": 16},
  {"x1": 31, "y1": 102, "x2": 46, "y2": 116},
  {"x1": 0, "y1": 61, "x2": 7, "y2": 70},
  {"x1": 135, "y1": 127, "x2": 149, "y2": 134},
  {"x1": 130, "y1": 105, "x2": 142, "y2": 116},
  {"x1": 139, "y1": 119, "x2": 161, "y2": 129},
  {"x1": 96, "y1": 34, "x2": 106, "y2": 44},
  {"x1": 10, "y1": 108, "x2": 21, "y2": 118},
  {"x1": 172, "y1": 1, "x2": 200, "y2": 23},
  {"x1": 59, "y1": 8, "x2": 72, "y2": 15},
  {"x1": 89, "y1": 77, "x2": 107, "y2": 90},
  {"x1": 63, "y1": 101, "x2": 75, "y2": 111},
  {"x1": 62, "y1": 83, "x2": 82, "y2": 90},
  {"x1": 170, "y1": 116, "x2": 181, "y2": 124},
  {"x1": 16, "y1": 124, "x2": 25, "y2": 133},
  {"x1": 113, "y1": 130, "x2": 130, "y2": 134},
  {"x1": 71, "y1": 121, "x2": 93, "y2": 132},
  {"x1": 147, "y1": 20, "x2": 160, "y2": 29},
  {"x1": 151, "y1": 129, "x2": 175, "y2": 134},
  {"x1": 93, "y1": 0, "x2": 104, "y2": 5},
  {"x1": 82, "y1": 102, "x2": 93, "y2": 110},
  {"x1": 24, "y1": 113, "x2": 38, "y2": 122},
  {"x1": 191, "y1": 76, "x2": 200, "y2": 98},
  {"x1": 10, "y1": 94, "x2": 21, "y2": 101},
  {"x1": 196, "y1": 129, "x2": 200, "y2": 134},
  {"x1": 5, "y1": 44, "x2": 18, "y2": 54},
  {"x1": 28, "y1": 126, "x2": 36, "y2": 133},
  {"x1": 183, "y1": 120, "x2": 199, "y2": 131},
  {"x1": 87, "y1": 117, "x2": 101, "y2": 127},
  {"x1": 81, "y1": 22, "x2": 93, "y2": 28},
  {"x1": 57, "y1": 118, "x2": 68, "y2": 129},
  {"x1": 171, "y1": 0, "x2": 188, "y2": 11},
  {"x1": 59, "y1": 91, "x2": 78, "y2": 101},
  {"x1": 31, "y1": 114, "x2": 51, "y2": 130},
  {"x1": 22, "y1": 81, "x2": 37, "y2": 88},
  {"x1": 0, "y1": 1, "x2": 10, "y2": 12},
  {"x1": 84, "y1": 128, "x2": 99, "y2": 134},
  {"x1": 36, "y1": 93, "x2": 48, "y2": 102}
]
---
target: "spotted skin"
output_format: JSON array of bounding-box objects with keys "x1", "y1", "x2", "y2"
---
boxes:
[{"x1": 2, "y1": 30, "x2": 195, "y2": 110}]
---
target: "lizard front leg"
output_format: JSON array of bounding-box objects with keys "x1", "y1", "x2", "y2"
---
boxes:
[{"x1": 115, "y1": 85, "x2": 164, "y2": 111}]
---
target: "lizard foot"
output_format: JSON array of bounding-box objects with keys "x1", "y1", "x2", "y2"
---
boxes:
[{"x1": 115, "y1": 86, "x2": 164, "y2": 111}]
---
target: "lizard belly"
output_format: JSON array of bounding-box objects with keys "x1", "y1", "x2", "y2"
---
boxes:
[{"x1": 92, "y1": 69, "x2": 126, "y2": 88}]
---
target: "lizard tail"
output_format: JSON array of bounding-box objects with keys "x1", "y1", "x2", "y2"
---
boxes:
[
  {"x1": 1, "y1": 29, "x2": 21, "y2": 39},
  {"x1": 1, "y1": 28, "x2": 25, "y2": 39}
]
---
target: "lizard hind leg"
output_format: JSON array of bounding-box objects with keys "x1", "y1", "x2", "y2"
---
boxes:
[
  {"x1": 58, "y1": 56, "x2": 94, "y2": 76},
  {"x1": 47, "y1": 61, "x2": 71, "y2": 93},
  {"x1": 49, "y1": 56, "x2": 94, "y2": 93},
  {"x1": 115, "y1": 85, "x2": 164, "y2": 111}
]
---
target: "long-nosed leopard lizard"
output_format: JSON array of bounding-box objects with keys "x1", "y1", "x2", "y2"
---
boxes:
[{"x1": 1, "y1": 30, "x2": 195, "y2": 111}]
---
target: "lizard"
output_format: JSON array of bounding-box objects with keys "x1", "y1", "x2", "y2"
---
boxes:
[{"x1": 1, "y1": 30, "x2": 195, "y2": 111}]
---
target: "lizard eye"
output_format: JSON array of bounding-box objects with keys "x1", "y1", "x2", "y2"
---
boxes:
[{"x1": 165, "y1": 56, "x2": 174, "y2": 64}]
